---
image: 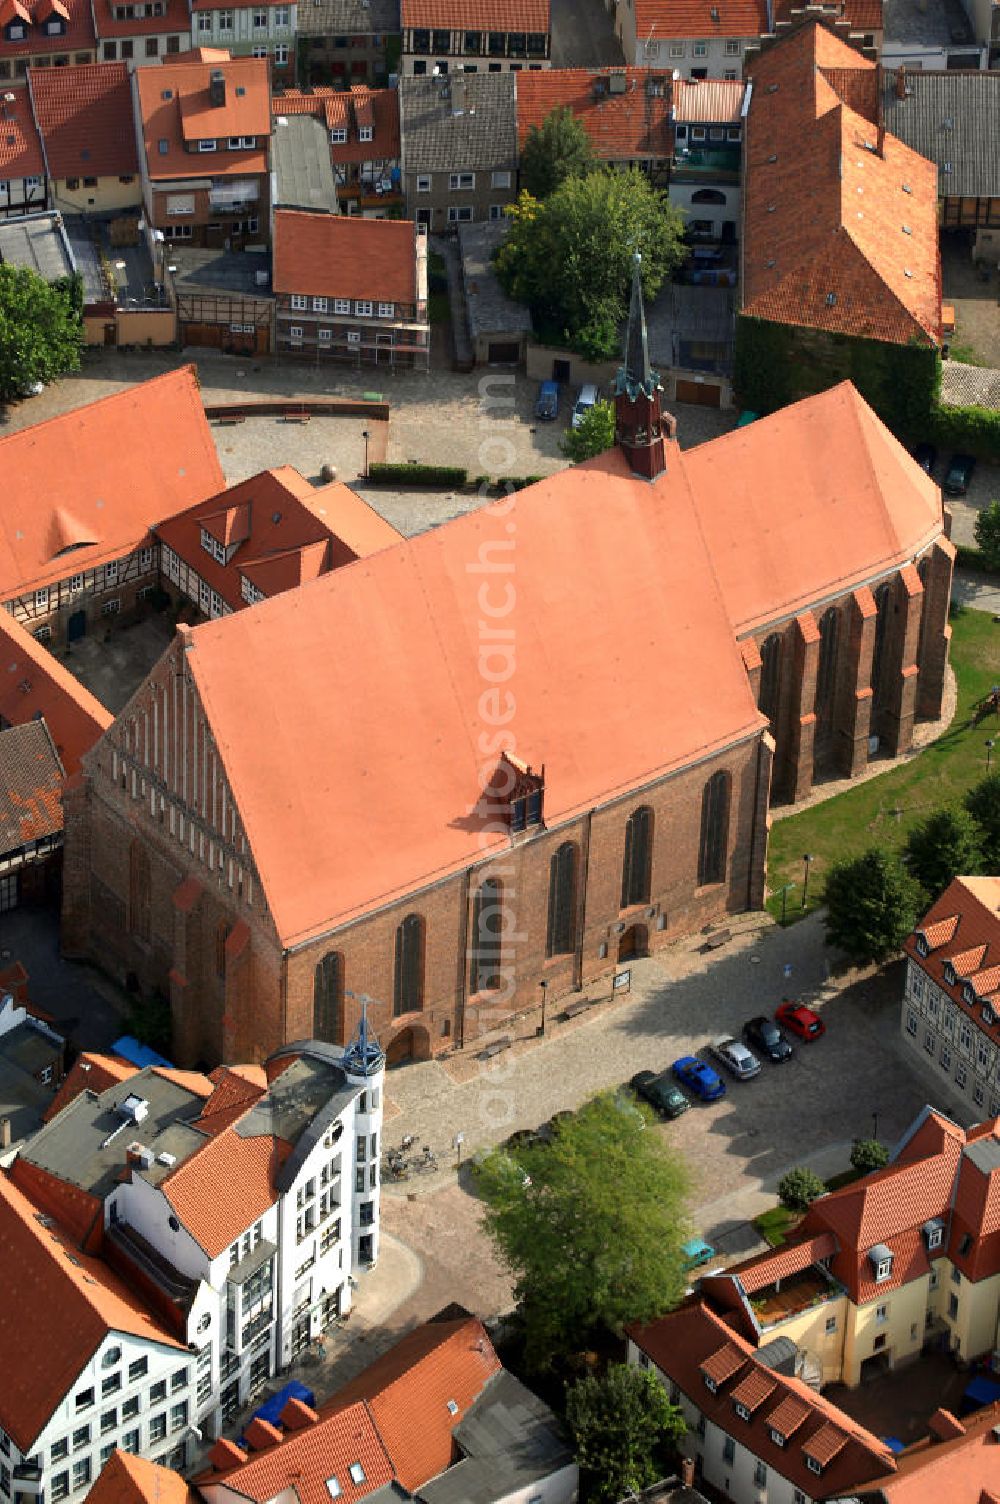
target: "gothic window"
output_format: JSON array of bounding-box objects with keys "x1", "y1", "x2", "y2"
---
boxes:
[
  {"x1": 871, "y1": 581, "x2": 892, "y2": 707},
  {"x1": 816, "y1": 607, "x2": 840, "y2": 717},
  {"x1": 393, "y1": 914, "x2": 425, "y2": 1016},
  {"x1": 621, "y1": 806, "x2": 653, "y2": 909},
  {"x1": 759, "y1": 633, "x2": 782, "y2": 722},
  {"x1": 313, "y1": 951, "x2": 344, "y2": 1042},
  {"x1": 698, "y1": 771, "x2": 730, "y2": 887},
  {"x1": 691, "y1": 188, "x2": 726, "y2": 204},
  {"x1": 128, "y1": 842, "x2": 150, "y2": 943},
  {"x1": 546, "y1": 842, "x2": 577, "y2": 957},
  {"x1": 470, "y1": 878, "x2": 503, "y2": 993},
  {"x1": 215, "y1": 922, "x2": 231, "y2": 980}
]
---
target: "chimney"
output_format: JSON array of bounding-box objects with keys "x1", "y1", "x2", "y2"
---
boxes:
[
  {"x1": 210, "y1": 69, "x2": 226, "y2": 108},
  {"x1": 895, "y1": 64, "x2": 907, "y2": 99},
  {"x1": 279, "y1": 1397, "x2": 319, "y2": 1430},
  {"x1": 0, "y1": 1117, "x2": 10, "y2": 1151},
  {"x1": 244, "y1": 1418, "x2": 283, "y2": 1451},
  {"x1": 928, "y1": 1408, "x2": 965, "y2": 1443},
  {"x1": 207, "y1": 1439, "x2": 248, "y2": 1472},
  {"x1": 680, "y1": 1458, "x2": 696, "y2": 1488}
]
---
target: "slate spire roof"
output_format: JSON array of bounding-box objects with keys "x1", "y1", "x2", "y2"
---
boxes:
[{"x1": 615, "y1": 252, "x2": 659, "y2": 401}]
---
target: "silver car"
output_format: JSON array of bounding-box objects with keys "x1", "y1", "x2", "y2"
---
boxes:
[{"x1": 710, "y1": 1035, "x2": 762, "y2": 1081}]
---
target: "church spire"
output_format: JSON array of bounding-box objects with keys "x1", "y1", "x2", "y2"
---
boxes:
[{"x1": 613, "y1": 252, "x2": 672, "y2": 480}]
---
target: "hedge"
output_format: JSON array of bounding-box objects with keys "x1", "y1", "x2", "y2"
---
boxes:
[
  {"x1": 367, "y1": 462, "x2": 467, "y2": 486},
  {"x1": 927, "y1": 402, "x2": 1000, "y2": 461}
]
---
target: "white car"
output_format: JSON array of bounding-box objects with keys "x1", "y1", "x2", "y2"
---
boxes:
[
  {"x1": 711, "y1": 1035, "x2": 762, "y2": 1081},
  {"x1": 571, "y1": 383, "x2": 600, "y2": 429}
]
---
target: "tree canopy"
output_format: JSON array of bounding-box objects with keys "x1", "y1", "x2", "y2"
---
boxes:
[
  {"x1": 495, "y1": 171, "x2": 686, "y2": 360},
  {"x1": 777, "y1": 1166, "x2": 826, "y2": 1212},
  {"x1": 974, "y1": 499, "x2": 1000, "y2": 572},
  {"x1": 561, "y1": 399, "x2": 615, "y2": 461},
  {"x1": 904, "y1": 807, "x2": 982, "y2": 901},
  {"x1": 850, "y1": 1138, "x2": 889, "y2": 1174},
  {"x1": 824, "y1": 847, "x2": 923, "y2": 964},
  {"x1": 566, "y1": 1364, "x2": 686, "y2": 1504},
  {"x1": 965, "y1": 772, "x2": 1000, "y2": 870},
  {"x1": 0, "y1": 265, "x2": 83, "y2": 402},
  {"x1": 520, "y1": 106, "x2": 599, "y2": 200},
  {"x1": 473, "y1": 1093, "x2": 690, "y2": 1369}
]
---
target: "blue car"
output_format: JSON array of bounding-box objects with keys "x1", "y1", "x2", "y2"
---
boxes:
[
  {"x1": 672, "y1": 1055, "x2": 726, "y2": 1102},
  {"x1": 534, "y1": 379, "x2": 560, "y2": 420}
]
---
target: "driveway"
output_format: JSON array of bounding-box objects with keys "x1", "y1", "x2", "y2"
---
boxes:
[
  {"x1": 930, "y1": 452, "x2": 1000, "y2": 547},
  {"x1": 941, "y1": 230, "x2": 1000, "y2": 368},
  {"x1": 550, "y1": 0, "x2": 623, "y2": 68},
  {"x1": 0, "y1": 907, "x2": 129, "y2": 1055}
]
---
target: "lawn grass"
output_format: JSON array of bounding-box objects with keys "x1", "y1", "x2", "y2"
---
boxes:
[
  {"x1": 767, "y1": 607, "x2": 1000, "y2": 923},
  {"x1": 753, "y1": 1205, "x2": 800, "y2": 1247}
]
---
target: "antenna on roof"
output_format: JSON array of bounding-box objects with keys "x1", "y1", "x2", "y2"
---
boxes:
[{"x1": 342, "y1": 991, "x2": 385, "y2": 1079}]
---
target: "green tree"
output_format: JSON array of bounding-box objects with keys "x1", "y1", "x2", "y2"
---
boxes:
[
  {"x1": 495, "y1": 172, "x2": 686, "y2": 360},
  {"x1": 974, "y1": 499, "x2": 1000, "y2": 572},
  {"x1": 850, "y1": 1137, "x2": 889, "y2": 1175},
  {"x1": 0, "y1": 264, "x2": 83, "y2": 401},
  {"x1": 561, "y1": 399, "x2": 615, "y2": 462},
  {"x1": 777, "y1": 1166, "x2": 826, "y2": 1212},
  {"x1": 520, "y1": 105, "x2": 599, "y2": 200},
  {"x1": 474, "y1": 1093, "x2": 690, "y2": 1370},
  {"x1": 566, "y1": 1364, "x2": 686, "y2": 1504},
  {"x1": 904, "y1": 807, "x2": 982, "y2": 900},
  {"x1": 965, "y1": 772, "x2": 1000, "y2": 868},
  {"x1": 824, "y1": 847, "x2": 923, "y2": 964}
]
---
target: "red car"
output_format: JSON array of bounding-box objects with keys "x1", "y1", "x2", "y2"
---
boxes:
[{"x1": 775, "y1": 1000, "x2": 826, "y2": 1041}]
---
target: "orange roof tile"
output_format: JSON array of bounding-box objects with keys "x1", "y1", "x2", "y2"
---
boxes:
[
  {"x1": 200, "y1": 1400, "x2": 392, "y2": 1504},
  {"x1": 805, "y1": 1422, "x2": 850, "y2": 1467},
  {"x1": 743, "y1": 23, "x2": 940, "y2": 347},
  {"x1": 0, "y1": 366, "x2": 224, "y2": 600},
  {"x1": 0, "y1": 0, "x2": 93, "y2": 60},
  {"x1": 730, "y1": 1367, "x2": 777, "y2": 1412},
  {"x1": 192, "y1": 1064, "x2": 268, "y2": 1136},
  {"x1": 0, "y1": 87, "x2": 44, "y2": 179},
  {"x1": 0, "y1": 610, "x2": 111, "y2": 775},
  {"x1": 871, "y1": 1401, "x2": 1000, "y2": 1503},
  {"x1": 177, "y1": 441, "x2": 764, "y2": 946},
  {"x1": 91, "y1": 0, "x2": 188, "y2": 37},
  {"x1": 906, "y1": 878, "x2": 1000, "y2": 1053},
  {"x1": 29, "y1": 62, "x2": 138, "y2": 180},
  {"x1": 42, "y1": 1052, "x2": 135, "y2": 1121},
  {"x1": 773, "y1": 0, "x2": 883, "y2": 32},
  {"x1": 273, "y1": 210, "x2": 419, "y2": 305},
  {"x1": 89, "y1": 1451, "x2": 198, "y2": 1504},
  {"x1": 270, "y1": 87, "x2": 337, "y2": 119},
  {"x1": 682, "y1": 381, "x2": 944, "y2": 634},
  {"x1": 160, "y1": 1127, "x2": 293, "y2": 1257},
  {"x1": 298, "y1": 479, "x2": 403, "y2": 560},
  {"x1": 767, "y1": 1392, "x2": 812, "y2": 1438},
  {"x1": 515, "y1": 68, "x2": 673, "y2": 160},
  {"x1": 135, "y1": 57, "x2": 270, "y2": 181},
  {"x1": 701, "y1": 1342, "x2": 745, "y2": 1385},
  {"x1": 633, "y1": 0, "x2": 766, "y2": 39},
  {"x1": 0, "y1": 1173, "x2": 183, "y2": 1451},
  {"x1": 0, "y1": 720, "x2": 63, "y2": 854},
  {"x1": 671, "y1": 77, "x2": 746, "y2": 123},
  {"x1": 401, "y1": 0, "x2": 549, "y2": 29},
  {"x1": 921, "y1": 913, "x2": 961, "y2": 950},
  {"x1": 326, "y1": 87, "x2": 400, "y2": 165},
  {"x1": 734, "y1": 1230, "x2": 839, "y2": 1293}
]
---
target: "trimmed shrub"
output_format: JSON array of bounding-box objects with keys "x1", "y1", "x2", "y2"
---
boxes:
[
  {"x1": 367, "y1": 462, "x2": 467, "y2": 486},
  {"x1": 850, "y1": 1138, "x2": 889, "y2": 1174},
  {"x1": 777, "y1": 1167, "x2": 826, "y2": 1212},
  {"x1": 928, "y1": 401, "x2": 1000, "y2": 460}
]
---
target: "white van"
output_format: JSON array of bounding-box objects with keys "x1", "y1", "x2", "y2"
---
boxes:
[{"x1": 571, "y1": 383, "x2": 600, "y2": 429}]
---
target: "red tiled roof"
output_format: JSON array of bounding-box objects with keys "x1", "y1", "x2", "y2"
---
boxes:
[
  {"x1": 672, "y1": 77, "x2": 746, "y2": 123},
  {"x1": 29, "y1": 61, "x2": 138, "y2": 180},
  {"x1": 0, "y1": 366, "x2": 224, "y2": 600},
  {"x1": 515, "y1": 68, "x2": 672, "y2": 159},
  {"x1": 0, "y1": 0, "x2": 94, "y2": 60},
  {"x1": 135, "y1": 56, "x2": 270, "y2": 181},
  {"x1": 42, "y1": 1053, "x2": 136, "y2": 1122},
  {"x1": 868, "y1": 1401, "x2": 1000, "y2": 1502},
  {"x1": 273, "y1": 211, "x2": 419, "y2": 305},
  {"x1": 906, "y1": 878, "x2": 1000, "y2": 1053},
  {"x1": 701, "y1": 1342, "x2": 745, "y2": 1385},
  {"x1": 0, "y1": 87, "x2": 44, "y2": 179},
  {"x1": 91, "y1": 0, "x2": 188, "y2": 38},
  {"x1": 160, "y1": 1127, "x2": 293, "y2": 1258},
  {"x1": 734, "y1": 1230, "x2": 839, "y2": 1293},
  {"x1": 743, "y1": 22, "x2": 941, "y2": 347},
  {"x1": 297, "y1": 478, "x2": 403, "y2": 560},
  {"x1": 0, "y1": 719, "x2": 63, "y2": 855},
  {"x1": 155, "y1": 468, "x2": 349, "y2": 614},
  {"x1": 681, "y1": 381, "x2": 943, "y2": 635},
  {"x1": 199, "y1": 1400, "x2": 391, "y2": 1504},
  {"x1": 327, "y1": 87, "x2": 399, "y2": 165},
  {"x1": 633, "y1": 0, "x2": 766, "y2": 39},
  {"x1": 270, "y1": 87, "x2": 337, "y2": 118},
  {"x1": 0, "y1": 610, "x2": 111, "y2": 775},
  {"x1": 89, "y1": 1451, "x2": 198, "y2": 1504},
  {"x1": 921, "y1": 913, "x2": 961, "y2": 950},
  {"x1": 805, "y1": 1422, "x2": 850, "y2": 1467},
  {"x1": 773, "y1": 0, "x2": 884, "y2": 32},
  {"x1": 191, "y1": 1064, "x2": 267, "y2": 1136},
  {"x1": 630, "y1": 1301, "x2": 894, "y2": 1497},
  {"x1": 0, "y1": 1172, "x2": 183, "y2": 1451},
  {"x1": 401, "y1": 0, "x2": 550, "y2": 30}
]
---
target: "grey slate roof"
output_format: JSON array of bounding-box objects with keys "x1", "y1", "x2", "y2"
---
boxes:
[
  {"x1": 0, "y1": 211, "x2": 74, "y2": 284},
  {"x1": 965, "y1": 1136, "x2": 1000, "y2": 1175},
  {"x1": 272, "y1": 114, "x2": 339, "y2": 212},
  {"x1": 400, "y1": 74, "x2": 517, "y2": 172},
  {"x1": 458, "y1": 220, "x2": 532, "y2": 338},
  {"x1": 884, "y1": 0, "x2": 976, "y2": 50},
  {"x1": 415, "y1": 1369, "x2": 573, "y2": 1504},
  {"x1": 881, "y1": 69, "x2": 1000, "y2": 199},
  {"x1": 168, "y1": 245, "x2": 272, "y2": 298},
  {"x1": 296, "y1": 0, "x2": 398, "y2": 36}
]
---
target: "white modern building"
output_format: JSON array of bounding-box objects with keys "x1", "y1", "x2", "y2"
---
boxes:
[{"x1": 1, "y1": 1024, "x2": 385, "y2": 1502}]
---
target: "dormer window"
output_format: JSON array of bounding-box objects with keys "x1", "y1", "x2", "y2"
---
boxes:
[
  {"x1": 46, "y1": 16, "x2": 64, "y2": 31},
  {"x1": 915, "y1": 934, "x2": 929, "y2": 957},
  {"x1": 8, "y1": 22, "x2": 24, "y2": 36},
  {"x1": 962, "y1": 982, "x2": 976, "y2": 1005},
  {"x1": 983, "y1": 1004, "x2": 995, "y2": 1026},
  {"x1": 805, "y1": 1455, "x2": 823, "y2": 1476},
  {"x1": 943, "y1": 963, "x2": 956, "y2": 985},
  {"x1": 198, "y1": 139, "x2": 217, "y2": 152},
  {"x1": 923, "y1": 1218, "x2": 944, "y2": 1252},
  {"x1": 870, "y1": 1244, "x2": 894, "y2": 1282},
  {"x1": 769, "y1": 1428, "x2": 785, "y2": 1448},
  {"x1": 734, "y1": 1401, "x2": 750, "y2": 1421},
  {"x1": 703, "y1": 1374, "x2": 718, "y2": 1394},
  {"x1": 201, "y1": 527, "x2": 226, "y2": 565},
  {"x1": 501, "y1": 753, "x2": 544, "y2": 834}
]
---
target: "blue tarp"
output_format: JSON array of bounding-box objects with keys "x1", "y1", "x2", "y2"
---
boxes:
[
  {"x1": 111, "y1": 1035, "x2": 174, "y2": 1069},
  {"x1": 882, "y1": 1437, "x2": 906, "y2": 1455},
  {"x1": 960, "y1": 1375, "x2": 1000, "y2": 1414},
  {"x1": 239, "y1": 1381, "x2": 315, "y2": 1442}
]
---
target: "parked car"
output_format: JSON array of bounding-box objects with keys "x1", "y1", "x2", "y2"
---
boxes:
[
  {"x1": 629, "y1": 1069, "x2": 690, "y2": 1118},
  {"x1": 671, "y1": 1055, "x2": 726, "y2": 1102},
  {"x1": 743, "y1": 1015, "x2": 793, "y2": 1062},
  {"x1": 911, "y1": 441, "x2": 937, "y2": 475},
  {"x1": 571, "y1": 382, "x2": 600, "y2": 429},
  {"x1": 534, "y1": 380, "x2": 560, "y2": 420},
  {"x1": 710, "y1": 1035, "x2": 762, "y2": 1080},
  {"x1": 774, "y1": 1000, "x2": 826, "y2": 1041},
  {"x1": 943, "y1": 453, "x2": 976, "y2": 496},
  {"x1": 682, "y1": 1236, "x2": 717, "y2": 1269}
]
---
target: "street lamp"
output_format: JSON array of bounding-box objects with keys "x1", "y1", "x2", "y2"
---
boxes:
[
  {"x1": 539, "y1": 978, "x2": 549, "y2": 1037},
  {"x1": 361, "y1": 429, "x2": 370, "y2": 479},
  {"x1": 987, "y1": 738, "x2": 995, "y2": 773},
  {"x1": 872, "y1": 1110, "x2": 879, "y2": 1143},
  {"x1": 802, "y1": 853, "x2": 813, "y2": 910}
]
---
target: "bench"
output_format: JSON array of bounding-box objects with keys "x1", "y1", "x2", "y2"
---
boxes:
[
  {"x1": 477, "y1": 1034, "x2": 513, "y2": 1061},
  {"x1": 562, "y1": 998, "x2": 593, "y2": 1020},
  {"x1": 213, "y1": 415, "x2": 245, "y2": 426},
  {"x1": 283, "y1": 412, "x2": 311, "y2": 424},
  {"x1": 703, "y1": 928, "x2": 732, "y2": 951}
]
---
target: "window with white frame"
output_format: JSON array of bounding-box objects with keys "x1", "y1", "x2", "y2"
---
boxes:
[
  {"x1": 252, "y1": 8, "x2": 266, "y2": 23},
  {"x1": 103, "y1": 598, "x2": 122, "y2": 617},
  {"x1": 977, "y1": 1037, "x2": 990, "y2": 1070},
  {"x1": 291, "y1": 294, "x2": 308, "y2": 310},
  {"x1": 489, "y1": 204, "x2": 506, "y2": 219},
  {"x1": 416, "y1": 174, "x2": 431, "y2": 191},
  {"x1": 252, "y1": 44, "x2": 267, "y2": 56},
  {"x1": 241, "y1": 576, "x2": 264, "y2": 605},
  {"x1": 331, "y1": 127, "x2": 348, "y2": 143},
  {"x1": 721, "y1": 1435, "x2": 735, "y2": 1464},
  {"x1": 216, "y1": 8, "x2": 233, "y2": 26},
  {"x1": 289, "y1": 326, "x2": 303, "y2": 340},
  {"x1": 725, "y1": 38, "x2": 741, "y2": 54},
  {"x1": 491, "y1": 169, "x2": 511, "y2": 188},
  {"x1": 693, "y1": 39, "x2": 707, "y2": 55},
  {"x1": 355, "y1": 300, "x2": 373, "y2": 316},
  {"x1": 359, "y1": 125, "x2": 373, "y2": 141},
  {"x1": 228, "y1": 136, "x2": 256, "y2": 149},
  {"x1": 449, "y1": 171, "x2": 474, "y2": 189},
  {"x1": 377, "y1": 301, "x2": 394, "y2": 317},
  {"x1": 200, "y1": 527, "x2": 226, "y2": 564},
  {"x1": 956, "y1": 1061, "x2": 968, "y2": 1088},
  {"x1": 906, "y1": 1010, "x2": 917, "y2": 1036},
  {"x1": 974, "y1": 1081, "x2": 985, "y2": 1106},
  {"x1": 924, "y1": 1028, "x2": 936, "y2": 1055},
  {"x1": 448, "y1": 205, "x2": 473, "y2": 221},
  {"x1": 35, "y1": 588, "x2": 48, "y2": 611},
  {"x1": 313, "y1": 296, "x2": 328, "y2": 312},
  {"x1": 197, "y1": 11, "x2": 211, "y2": 28},
  {"x1": 105, "y1": 559, "x2": 119, "y2": 583},
  {"x1": 347, "y1": 331, "x2": 361, "y2": 344},
  {"x1": 941, "y1": 1041, "x2": 952, "y2": 1069},
  {"x1": 334, "y1": 297, "x2": 351, "y2": 314},
  {"x1": 959, "y1": 1020, "x2": 973, "y2": 1051},
  {"x1": 318, "y1": 328, "x2": 332, "y2": 342},
  {"x1": 670, "y1": 42, "x2": 684, "y2": 56},
  {"x1": 875, "y1": 1302, "x2": 888, "y2": 1324},
  {"x1": 274, "y1": 5, "x2": 289, "y2": 22},
  {"x1": 275, "y1": 43, "x2": 289, "y2": 62}
]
